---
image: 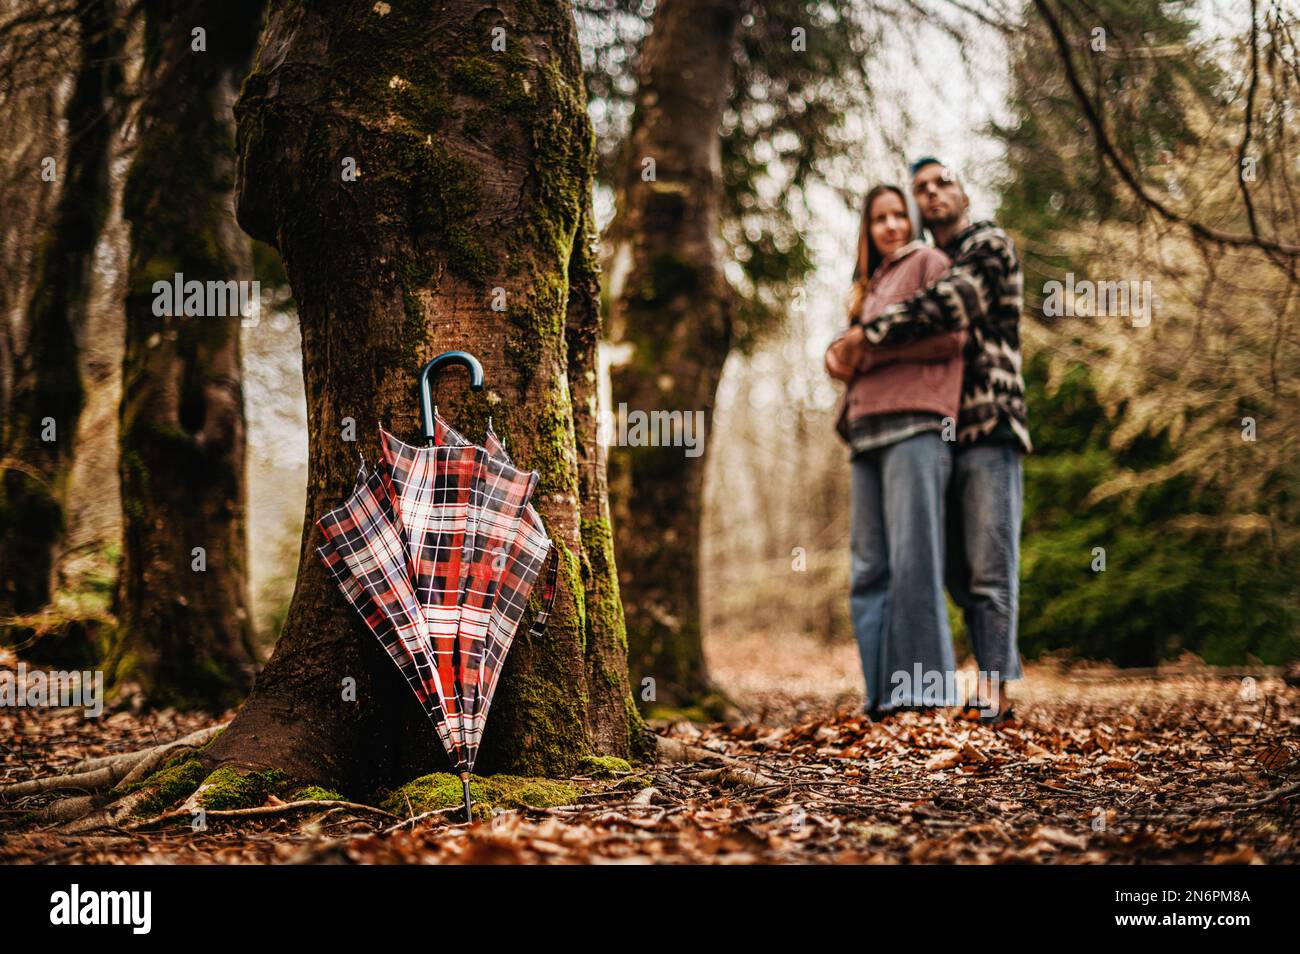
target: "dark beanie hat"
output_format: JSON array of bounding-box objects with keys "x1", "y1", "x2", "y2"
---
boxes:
[{"x1": 909, "y1": 155, "x2": 944, "y2": 177}]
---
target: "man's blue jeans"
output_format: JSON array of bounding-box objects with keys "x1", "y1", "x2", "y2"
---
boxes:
[
  {"x1": 849, "y1": 431, "x2": 956, "y2": 712},
  {"x1": 946, "y1": 442, "x2": 1025, "y2": 683}
]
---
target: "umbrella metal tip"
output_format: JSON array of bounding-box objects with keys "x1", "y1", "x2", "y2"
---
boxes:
[{"x1": 461, "y1": 773, "x2": 473, "y2": 823}]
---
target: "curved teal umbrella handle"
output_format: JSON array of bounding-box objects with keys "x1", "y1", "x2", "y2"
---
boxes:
[{"x1": 417, "y1": 351, "x2": 485, "y2": 443}]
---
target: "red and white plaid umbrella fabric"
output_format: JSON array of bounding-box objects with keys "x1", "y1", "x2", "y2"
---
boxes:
[
  {"x1": 429, "y1": 413, "x2": 557, "y2": 768},
  {"x1": 315, "y1": 418, "x2": 556, "y2": 785}
]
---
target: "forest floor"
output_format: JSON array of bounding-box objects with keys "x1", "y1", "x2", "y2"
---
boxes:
[{"x1": 1, "y1": 628, "x2": 1297, "y2": 864}]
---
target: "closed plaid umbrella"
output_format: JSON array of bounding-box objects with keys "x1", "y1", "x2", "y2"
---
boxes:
[
  {"x1": 316, "y1": 352, "x2": 556, "y2": 822},
  {"x1": 428, "y1": 410, "x2": 557, "y2": 771}
]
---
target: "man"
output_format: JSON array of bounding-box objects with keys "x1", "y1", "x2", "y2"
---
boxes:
[{"x1": 854, "y1": 157, "x2": 1029, "y2": 724}]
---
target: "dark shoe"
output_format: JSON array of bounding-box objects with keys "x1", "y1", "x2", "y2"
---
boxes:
[
  {"x1": 978, "y1": 704, "x2": 1015, "y2": 725},
  {"x1": 885, "y1": 703, "x2": 937, "y2": 717},
  {"x1": 964, "y1": 681, "x2": 1014, "y2": 724}
]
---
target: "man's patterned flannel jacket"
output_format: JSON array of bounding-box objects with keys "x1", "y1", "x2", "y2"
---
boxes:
[{"x1": 858, "y1": 220, "x2": 1032, "y2": 453}]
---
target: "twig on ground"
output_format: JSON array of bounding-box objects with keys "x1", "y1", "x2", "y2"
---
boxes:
[
  {"x1": 123, "y1": 799, "x2": 399, "y2": 831},
  {"x1": 655, "y1": 734, "x2": 778, "y2": 786},
  {"x1": 381, "y1": 805, "x2": 465, "y2": 834},
  {"x1": 1222, "y1": 778, "x2": 1300, "y2": 811}
]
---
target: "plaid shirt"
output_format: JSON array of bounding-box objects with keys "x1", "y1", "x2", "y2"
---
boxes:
[
  {"x1": 858, "y1": 220, "x2": 1032, "y2": 453},
  {"x1": 848, "y1": 411, "x2": 944, "y2": 456}
]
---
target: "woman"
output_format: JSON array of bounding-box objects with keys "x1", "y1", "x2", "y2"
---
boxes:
[{"x1": 825, "y1": 184, "x2": 966, "y2": 719}]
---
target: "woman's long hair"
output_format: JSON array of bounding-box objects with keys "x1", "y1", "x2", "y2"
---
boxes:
[{"x1": 846, "y1": 183, "x2": 913, "y2": 321}]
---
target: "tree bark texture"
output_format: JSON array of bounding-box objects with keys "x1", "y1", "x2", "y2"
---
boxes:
[
  {"x1": 604, "y1": 0, "x2": 740, "y2": 713},
  {"x1": 201, "y1": 0, "x2": 646, "y2": 794},
  {"x1": 0, "y1": 0, "x2": 124, "y2": 615},
  {"x1": 115, "y1": 0, "x2": 263, "y2": 709}
]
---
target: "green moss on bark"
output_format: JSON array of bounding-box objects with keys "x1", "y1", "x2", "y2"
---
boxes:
[
  {"x1": 554, "y1": 538, "x2": 585, "y2": 642},
  {"x1": 291, "y1": 786, "x2": 345, "y2": 802},
  {"x1": 492, "y1": 666, "x2": 590, "y2": 777},
  {"x1": 577, "y1": 755, "x2": 631, "y2": 777},
  {"x1": 380, "y1": 137, "x2": 490, "y2": 285},
  {"x1": 450, "y1": 55, "x2": 536, "y2": 112},
  {"x1": 379, "y1": 772, "x2": 580, "y2": 818},
  {"x1": 579, "y1": 516, "x2": 625, "y2": 650},
  {"x1": 125, "y1": 758, "x2": 207, "y2": 818},
  {"x1": 197, "y1": 766, "x2": 289, "y2": 811}
]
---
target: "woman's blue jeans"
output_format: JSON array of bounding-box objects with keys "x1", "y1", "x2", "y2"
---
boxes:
[{"x1": 849, "y1": 431, "x2": 957, "y2": 711}]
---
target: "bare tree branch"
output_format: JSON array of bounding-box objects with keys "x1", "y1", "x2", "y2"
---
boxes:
[{"x1": 1031, "y1": 0, "x2": 1300, "y2": 257}]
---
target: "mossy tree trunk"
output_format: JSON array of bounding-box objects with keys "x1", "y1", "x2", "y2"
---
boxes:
[
  {"x1": 114, "y1": 0, "x2": 263, "y2": 709},
  {"x1": 0, "y1": 1, "x2": 124, "y2": 615},
  {"x1": 603, "y1": 0, "x2": 740, "y2": 714},
  {"x1": 200, "y1": 0, "x2": 645, "y2": 794}
]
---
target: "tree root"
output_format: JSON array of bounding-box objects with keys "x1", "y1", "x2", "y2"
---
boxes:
[
  {"x1": 0, "y1": 725, "x2": 227, "y2": 832},
  {"x1": 2, "y1": 764, "x2": 124, "y2": 801},
  {"x1": 109, "y1": 726, "x2": 225, "y2": 794},
  {"x1": 0, "y1": 724, "x2": 226, "y2": 801},
  {"x1": 33, "y1": 794, "x2": 96, "y2": 824},
  {"x1": 58, "y1": 788, "x2": 162, "y2": 834},
  {"x1": 654, "y1": 734, "x2": 777, "y2": 786}
]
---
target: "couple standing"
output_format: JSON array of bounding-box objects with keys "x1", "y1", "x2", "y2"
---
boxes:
[{"x1": 825, "y1": 157, "x2": 1031, "y2": 724}]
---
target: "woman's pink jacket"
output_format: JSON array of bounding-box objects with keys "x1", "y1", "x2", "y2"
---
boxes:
[{"x1": 831, "y1": 241, "x2": 966, "y2": 428}]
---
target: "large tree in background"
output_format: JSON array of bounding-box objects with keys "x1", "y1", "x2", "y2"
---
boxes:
[
  {"x1": 113, "y1": 0, "x2": 263, "y2": 708},
  {"x1": 603, "y1": 0, "x2": 869, "y2": 713},
  {"x1": 200, "y1": 0, "x2": 644, "y2": 794},
  {"x1": 603, "y1": 0, "x2": 741, "y2": 715},
  {"x1": 0, "y1": 0, "x2": 123, "y2": 616}
]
